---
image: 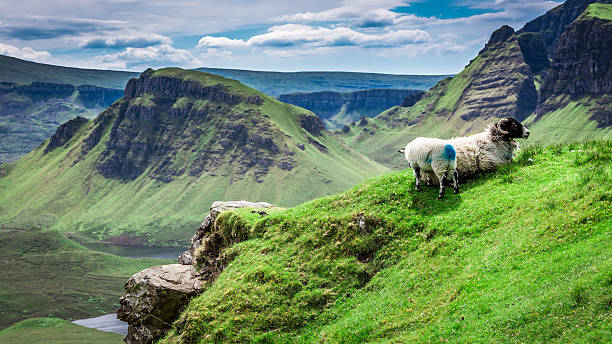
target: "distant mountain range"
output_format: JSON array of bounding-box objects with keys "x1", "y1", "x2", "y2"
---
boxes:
[
  {"x1": 278, "y1": 89, "x2": 425, "y2": 128},
  {"x1": 0, "y1": 55, "x2": 447, "y2": 162},
  {"x1": 194, "y1": 67, "x2": 448, "y2": 96}
]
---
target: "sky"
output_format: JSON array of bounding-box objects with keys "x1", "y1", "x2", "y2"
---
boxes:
[{"x1": 0, "y1": 0, "x2": 563, "y2": 75}]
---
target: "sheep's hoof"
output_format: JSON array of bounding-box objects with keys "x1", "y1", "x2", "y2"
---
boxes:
[
  {"x1": 453, "y1": 188, "x2": 459, "y2": 194},
  {"x1": 415, "y1": 186, "x2": 421, "y2": 191},
  {"x1": 437, "y1": 192, "x2": 445, "y2": 199}
]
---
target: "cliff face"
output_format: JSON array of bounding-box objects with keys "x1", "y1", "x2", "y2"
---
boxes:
[
  {"x1": 92, "y1": 69, "x2": 294, "y2": 182},
  {"x1": 0, "y1": 81, "x2": 124, "y2": 162},
  {"x1": 536, "y1": 13, "x2": 612, "y2": 126},
  {"x1": 278, "y1": 89, "x2": 424, "y2": 128},
  {"x1": 518, "y1": 0, "x2": 604, "y2": 56},
  {"x1": 453, "y1": 25, "x2": 538, "y2": 122}
]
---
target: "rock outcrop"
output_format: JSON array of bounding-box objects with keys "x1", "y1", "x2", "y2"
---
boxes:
[
  {"x1": 44, "y1": 116, "x2": 89, "y2": 153},
  {"x1": 536, "y1": 13, "x2": 612, "y2": 126},
  {"x1": 118, "y1": 264, "x2": 205, "y2": 344},
  {"x1": 119, "y1": 201, "x2": 274, "y2": 344}
]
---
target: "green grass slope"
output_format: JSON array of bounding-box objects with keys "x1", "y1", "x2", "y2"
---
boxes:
[
  {"x1": 0, "y1": 54, "x2": 137, "y2": 88},
  {"x1": 0, "y1": 228, "x2": 169, "y2": 329},
  {"x1": 0, "y1": 68, "x2": 388, "y2": 246},
  {"x1": 524, "y1": 99, "x2": 612, "y2": 145},
  {"x1": 0, "y1": 318, "x2": 123, "y2": 344},
  {"x1": 160, "y1": 140, "x2": 611, "y2": 343}
]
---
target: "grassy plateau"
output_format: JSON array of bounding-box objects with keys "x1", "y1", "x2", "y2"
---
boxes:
[{"x1": 159, "y1": 140, "x2": 611, "y2": 343}]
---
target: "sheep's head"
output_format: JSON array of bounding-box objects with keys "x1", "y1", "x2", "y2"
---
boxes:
[{"x1": 496, "y1": 117, "x2": 530, "y2": 140}]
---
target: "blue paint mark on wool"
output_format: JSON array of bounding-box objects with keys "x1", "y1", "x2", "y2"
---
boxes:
[
  {"x1": 442, "y1": 144, "x2": 456, "y2": 160},
  {"x1": 425, "y1": 157, "x2": 432, "y2": 164}
]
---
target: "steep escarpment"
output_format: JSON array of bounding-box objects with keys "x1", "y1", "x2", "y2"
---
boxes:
[
  {"x1": 0, "y1": 68, "x2": 387, "y2": 246},
  {"x1": 278, "y1": 89, "x2": 424, "y2": 128},
  {"x1": 93, "y1": 68, "x2": 293, "y2": 183},
  {"x1": 536, "y1": 6, "x2": 612, "y2": 127},
  {"x1": 0, "y1": 81, "x2": 125, "y2": 162},
  {"x1": 339, "y1": 25, "x2": 537, "y2": 168},
  {"x1": 517, "y1": 0, "x2": 609, "y2": 56}
]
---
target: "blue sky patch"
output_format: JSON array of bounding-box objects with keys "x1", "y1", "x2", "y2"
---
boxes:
[{"x1": 392, "y1": 0, "x2": 498, "y2": 19}]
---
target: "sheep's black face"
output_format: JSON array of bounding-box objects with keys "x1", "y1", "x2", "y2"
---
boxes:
[{"x1": 498, "y1": 117, "x2": 530, "y2": 140}]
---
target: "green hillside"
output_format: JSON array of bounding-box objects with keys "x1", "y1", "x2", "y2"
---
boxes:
[
  {"x1": 0, "y1": 318, "x2": 123, "y2": 344},
  {"x1": 0, "y1": 54, "x2": 137, "y2": 88},
  {"x1": 0, "y1": 68, "x2": 388, "y2": 246},
  {"x1": 338, "y1": 25, "x2": 537, "y2": 169},
  {"x1": 523, "y1": 99, "x2": 612, "y2": 145},
  {"x1": 0, "y1": 228, "x2": 169, "y2": 329},
  {"x1": 338, "y1": 1, "x2": 611, "y2": 169},
  {"x1": 160, "y1": 140, "x2": 612, "y2": 343}
]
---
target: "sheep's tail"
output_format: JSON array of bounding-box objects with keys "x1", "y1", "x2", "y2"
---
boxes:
[{"x1": 398, "y1": 147, "x2": 406, "y2": 154}]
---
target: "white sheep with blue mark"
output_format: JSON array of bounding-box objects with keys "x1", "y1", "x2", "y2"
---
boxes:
[{"x1": 399, "y1": 138, "x2": 459, "y2": 199}]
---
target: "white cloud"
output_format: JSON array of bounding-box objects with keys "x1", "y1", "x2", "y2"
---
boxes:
[
  {"x1": 0, "y1": 43, "x2": 51, "y2": 62},
  {"x1": 198, "y1": 24, "x2": 432, "y2": 49},
  {"x1": 99, "y1": 44, "x2": 202, "y2": 69},
  {"x1": 273, "y1": 0, "x2": 405, "y2": 27},
  {"x1": 78, "y1": 33, "x2": 172, "y2": 49}
]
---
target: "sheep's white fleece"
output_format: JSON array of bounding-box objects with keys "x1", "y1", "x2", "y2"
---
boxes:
[{"x1": 449, "y1": 125, "x2": 519, "y2": 178}]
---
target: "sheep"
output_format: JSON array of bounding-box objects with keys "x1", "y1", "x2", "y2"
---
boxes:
[
  {"x1": 399, "y1": 138, "x2": 459, "y2": 199},
  {"x1": 403, "y1": 117, "x2": 530, "y2": 185},
  {"x1": 450, "y1": 117, "x2": 530, "y2": 179}
]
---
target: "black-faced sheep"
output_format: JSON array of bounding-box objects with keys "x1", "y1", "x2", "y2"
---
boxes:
[
  {"x1": 399, "y1": 138, "x2": 459, "y2": 199},
  {"x1": 450, "y1": 117, "x2": 529, "y2": 179},
  {"x1": 401, "y1": 117, "x2": 530, "y2": 186}
]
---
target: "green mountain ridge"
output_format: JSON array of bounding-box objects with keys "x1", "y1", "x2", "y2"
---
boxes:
[
  {"x1": 0, "y1": 68, "x2": 388, "y2": 246},
  {"x1": 338, "y1": 0, "x2": 611, "y2": 169},
  {"x1": 157, "y1": 139, "x2": 611, "y2": 343},
  {"x1": 0, "y1": 54, "x2": 447, "y2": 163}
]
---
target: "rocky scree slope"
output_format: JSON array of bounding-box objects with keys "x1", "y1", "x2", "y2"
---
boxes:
[
  {"x1": 0, "y1": 68, "x2": 387, "y2": 246},
  {"x1": 118, "y1": 140, "x2": 611, "y2": 343},
  {"x1": 278, "y1": 89, "x2": 424, "y2": 129}
]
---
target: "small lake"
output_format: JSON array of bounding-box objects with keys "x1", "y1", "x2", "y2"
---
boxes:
[
  {"x1": 79, "y1": 241, "x2": 187, "y2": 260},
  {"x1": 73, "y1": 314, "x2": 128, "y2": 335},
  {"x1": 72, "y1": 244, "x2": 188, "y2": 335}
]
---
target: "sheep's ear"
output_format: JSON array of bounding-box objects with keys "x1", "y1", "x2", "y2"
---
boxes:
[{"x1": 496, "y1": 118, "x2": 510, "y2": 135}]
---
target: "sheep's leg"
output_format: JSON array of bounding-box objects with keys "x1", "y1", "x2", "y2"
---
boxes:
[
  {"x1": 425, "y1": 173, "x2": 433, "y2": 186},
  {"x1": 413, "y1": 167, "x2": 422, "y2": 191},
  {"x1": 437, "y1": 174, "x2": 447, "y2": 199},
  {"x1": 452, "y1": 170, "x2": 459, "y2": 194}
]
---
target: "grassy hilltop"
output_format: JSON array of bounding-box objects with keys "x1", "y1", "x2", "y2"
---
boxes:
[{"x1": 159, "y1": 140, "x2": 611, "y2": 343}]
